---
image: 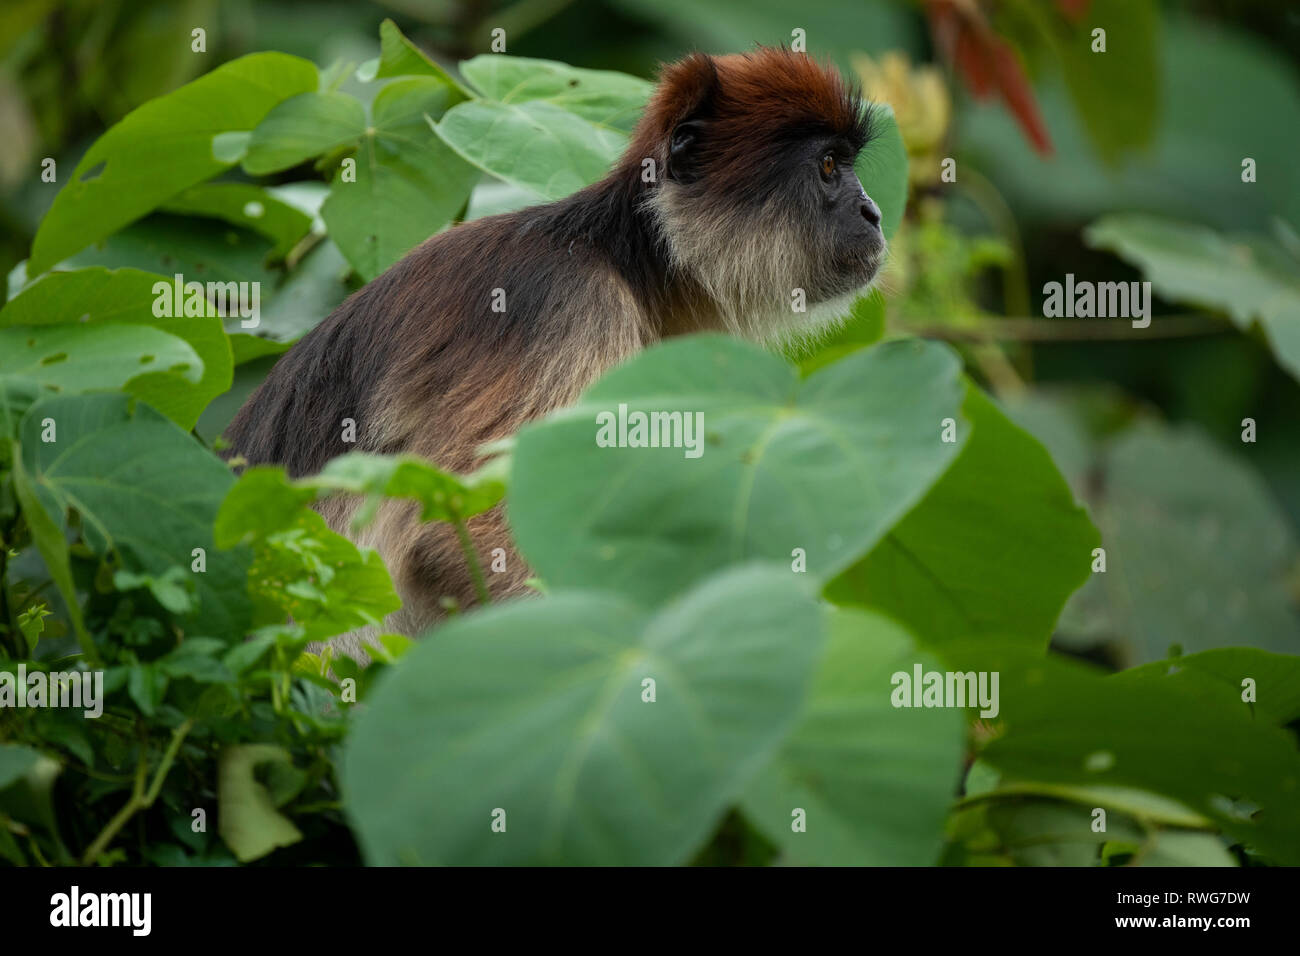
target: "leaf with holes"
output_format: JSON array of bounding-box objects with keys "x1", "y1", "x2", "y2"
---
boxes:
[
  {"x1": 940, "y1": 640, "x2": 1300, "y2": 866},
  {"x1": 0, "y1": 323, "x2": 200, "y2": 395},
  {"x1": 29, "y1": 53, "x2": 318, "y2": 274},
  {"x1": 0, "y1": 268, "x2": 233, "y2": 430}
]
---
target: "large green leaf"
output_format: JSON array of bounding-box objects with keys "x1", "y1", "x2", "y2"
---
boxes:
[
  {"x1": 741, "y1": 608, "x2": 965, "y2": 865},
  {"x1": 344, "y1": 565, "x2": 824, "y2": 865},
  {"x1": 1060, "y1": 0, "x2": 1160, "y2": 163},
  {"x1": 433, "y1": 98, "x2": 626, "y2": 202},
  {"x1": 1089, "y1": 424, "x2": 1299, "y2": 662},
  {"x1": 20, "y1": 394, "x2": 251, "y2": 638},
  {"x1": 29, "y1": 53, "x2": 318, "y2": 274},
  {"x1": 0, "y1": 323, "x2": 200, "y2": 395},
  {"x1": 1125, "y1": 648, "x2": 1300, "y2": 726},
  {"x1": 1086, "y1": 214, "x2": 1300, "y2": 383},
  {"x1": 509, "y1": 335, "x2": 966, "y2": 606},
  {"x1": 322, "y1": 78, "x2": 479, "y2": 280},
  {"x1": 1007, "y1": 396, "x2": 1300, "y2": 662},
  {"x1": 0, "y1": 268, "x2": 233, "y2": 430},
  {"x1": 1001, "y1": 0, "x2": 1160, "y2": 164},
  {"x1": 459, "y1": 55, "x2": 652, "y2": 132},
  {"x1": 827, "y1": 384, "x2": 1099, "y2": 649},
  {"x1": 941, "y1": 642, "x2": 1300, "y2": 865},
  {"x1": 607, "y1": 0, "x2": 921, "y2": 63}
]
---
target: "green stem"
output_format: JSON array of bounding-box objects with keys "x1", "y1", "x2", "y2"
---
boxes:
[
  {"x1": 896, "y1": 314, "x2": 1224, "y2": 342},
  {"x1": 452, "y1": 516, "x2": 491, "y2": 606},
  {"x1": 81, "y1": 719, "x2": 193, "y2": 865}
]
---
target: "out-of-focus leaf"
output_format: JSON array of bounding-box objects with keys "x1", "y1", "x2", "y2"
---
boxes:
[
  {"x1": 218, "y1": 745, "x2": 303, "y2": 862},
  {"x1": 344, "y1": 566, "x2": 824, "y2": 865},
  {"x1": 161, "y1": 183, "x2": 313, "y2": 259},
  {"x1": 1086, "y1": 214, "x2": 1300, "y2": 383}
]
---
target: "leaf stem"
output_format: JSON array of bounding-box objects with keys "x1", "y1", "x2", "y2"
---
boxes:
[
  {"x1": 895, "y1": 314, "x2": 1224, "y2": 342},
  {"x1": 451, "y1": 516, "x2": 491, "y2": 606},
  {"x1": 81, "y1": 718, "x2": 193, "y2": 865}
]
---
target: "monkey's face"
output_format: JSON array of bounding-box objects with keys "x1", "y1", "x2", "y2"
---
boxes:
[
  {"x1": 794, "y1": 137, "x2": 887, "y2": 302},
  {"x1": 638, "y1": 48, "x2": 887, "y2": 341}
]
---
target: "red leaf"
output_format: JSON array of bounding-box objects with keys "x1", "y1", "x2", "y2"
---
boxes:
[
  {"x1": 1056, "y1": 0, "x2": 1092, "y2": 23},
  {"x1": 987, "y1": 38, "x2": 1054, "y2": 155},
  {"x1": 926, "y1": 0, "x2": 1054, "y2": 156}
]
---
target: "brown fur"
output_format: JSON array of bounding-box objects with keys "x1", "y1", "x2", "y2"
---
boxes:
[{"x1": 222, "y1": 47, "x2": 883, "y2": 660}]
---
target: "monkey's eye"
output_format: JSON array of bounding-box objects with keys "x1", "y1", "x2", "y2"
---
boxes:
[{"x1": 820, "y1": 153, "x2": 837, "y2": 178}]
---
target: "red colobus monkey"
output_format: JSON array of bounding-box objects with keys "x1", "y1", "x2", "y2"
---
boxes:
[{"x1": 223, "y1": 47, "x2": 886, "y2": 658}]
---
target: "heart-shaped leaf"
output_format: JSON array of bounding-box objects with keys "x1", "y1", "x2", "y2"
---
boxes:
[
  {"x1": 343, "y1": 565, "x2": 824, "y2": 865},
  {"x1": 509, "y1": 335, "x2": 966, "y2": 606}
]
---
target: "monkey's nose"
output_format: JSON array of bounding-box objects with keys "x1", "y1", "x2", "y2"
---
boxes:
[{"x1": 860, "y1": 195, "x2": 882, "y2": 228}]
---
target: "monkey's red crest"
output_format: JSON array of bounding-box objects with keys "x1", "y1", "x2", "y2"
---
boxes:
[
  {"x1": 629, "y1": 46, "x2": 872, "y2": 192},
  {"x1": 630, "y1": 47, "x2": 884, "y2": 342}
]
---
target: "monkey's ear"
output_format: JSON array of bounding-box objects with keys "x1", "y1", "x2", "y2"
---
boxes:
[
  {"x1": 657, "y1": 52, "x2": 718, "y2": 185},
  {"x1": 667, "y1": 119, "x2": 706, "y2": 184}
]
